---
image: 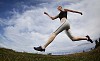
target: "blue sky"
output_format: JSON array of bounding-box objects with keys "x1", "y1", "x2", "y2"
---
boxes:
[
  {"x1": 0, "y1": 0, "x2": 100, "y2": 55},
  {"x1": 0, "y1": 0, "x2": 44, "y2": 18}
]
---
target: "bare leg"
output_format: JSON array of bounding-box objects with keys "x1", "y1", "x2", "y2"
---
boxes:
[
  {"x1": 65, "y1": 29, "x2": 88, "y2": 41},
  {"x1": 42, "y1": 33, "x2": 57, "y2": 49},
  {"x1": 71, "y1": 36, "x2": 88, "y2": 41}
]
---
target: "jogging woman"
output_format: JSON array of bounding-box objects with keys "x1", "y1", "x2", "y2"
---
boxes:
[{"x1": 34, "y1": 6, "x2": 93, "y2": 52}]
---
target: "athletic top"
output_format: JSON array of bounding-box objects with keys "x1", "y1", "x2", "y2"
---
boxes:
[{"x1": 58, "y1": 11, "x2": 67, "y2": 20}]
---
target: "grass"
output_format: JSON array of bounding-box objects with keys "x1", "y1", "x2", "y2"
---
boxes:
[{"x1": 0, "y1": 47, "x2": 100, "y2": 61}]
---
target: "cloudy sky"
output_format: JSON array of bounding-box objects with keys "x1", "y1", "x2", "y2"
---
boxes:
[{"x1": 0, "y1": 0, "x2": 100, "y2": 55}]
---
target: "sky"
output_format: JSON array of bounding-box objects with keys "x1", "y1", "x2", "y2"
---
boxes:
[{"x1": 0, "y1": 0, "x2": 100, "y2": 55}]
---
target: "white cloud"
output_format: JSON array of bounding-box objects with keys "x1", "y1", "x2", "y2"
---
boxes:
[{"x1": 0, "y1": 0, "x2": 100, "y2": 54}]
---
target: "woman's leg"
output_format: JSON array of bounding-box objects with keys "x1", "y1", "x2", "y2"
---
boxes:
[
  {"x1": 34, "y1": 22, "x2": 66, "y2": 51},
  {"x1": 42, "y1": 33, "x2": 57, "y2": 49},
  {"x1": 65, "y1": 29, "x2": 88, "y2": 41}
]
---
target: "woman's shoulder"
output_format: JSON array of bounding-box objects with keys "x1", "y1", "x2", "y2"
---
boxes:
[{"x1": 64, "y1": 9, "x2": 68, "y2": 12}]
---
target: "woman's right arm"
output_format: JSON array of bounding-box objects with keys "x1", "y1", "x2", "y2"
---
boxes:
[{"x1": 44, "y1": 12, "x2": 58, "y2": 20}]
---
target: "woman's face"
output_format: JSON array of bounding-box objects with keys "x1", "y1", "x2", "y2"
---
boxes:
[{"x1": 57, "y1": 6, "x2": 62, "y2": 11}]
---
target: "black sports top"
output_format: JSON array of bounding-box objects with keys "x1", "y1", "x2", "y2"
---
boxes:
[{"x1": 58, "y1": 11, "x2": 67, "y2": 20}]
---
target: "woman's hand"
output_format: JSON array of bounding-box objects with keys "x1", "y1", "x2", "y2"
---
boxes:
[
  {"x1": 79, "y1": 12, "x2": 83, "y2": 15},
  {"x1": 44, "y1": 12, "x2": 56, "y2": 20},
  {"x1": 44, "y1": 12, "x2": 48, "y2": 15}
]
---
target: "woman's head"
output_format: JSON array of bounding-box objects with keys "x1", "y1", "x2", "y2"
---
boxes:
[{"x1": 57, "y1": 6, "x2": 62, "y2": 11}]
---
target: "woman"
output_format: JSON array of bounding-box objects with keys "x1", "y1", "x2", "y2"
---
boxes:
[{"x1": 34, "y1": 6, "x2": 93, "y2": 52}]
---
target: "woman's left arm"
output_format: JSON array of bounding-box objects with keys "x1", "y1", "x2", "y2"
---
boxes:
[{"x1": 64, "y1": 9, "x2": 83, "y2": 15}]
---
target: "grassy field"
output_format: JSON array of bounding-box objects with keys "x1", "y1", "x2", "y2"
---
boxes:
[{"x1": 0, "y1": 47, "x2": 100, "y2": 61}]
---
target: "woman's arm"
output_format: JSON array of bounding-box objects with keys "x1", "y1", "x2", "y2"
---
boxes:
[
  {"x1": 44, "y1": 12, "x2": 58, "y2": 20},
  {"x1": 64, "y1": 9, "x2": 83, "y2": 15}
]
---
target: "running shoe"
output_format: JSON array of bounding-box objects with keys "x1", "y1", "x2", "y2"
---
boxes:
[
  {"x1": 86, "y1": 35, "x2": 93, "y2": 43},
  {"x1": 34, "y1": 46, "x2": 45, "y2": 52}
]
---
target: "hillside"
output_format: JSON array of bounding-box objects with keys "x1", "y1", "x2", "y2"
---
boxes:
[{"x1": 0, "y1": 47, "x2": 100, "y2": 61}]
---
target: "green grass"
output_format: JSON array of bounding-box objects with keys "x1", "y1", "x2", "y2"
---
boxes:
[{"x1": 0, "y1": 47, "x2": 100, "y2": 61}]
